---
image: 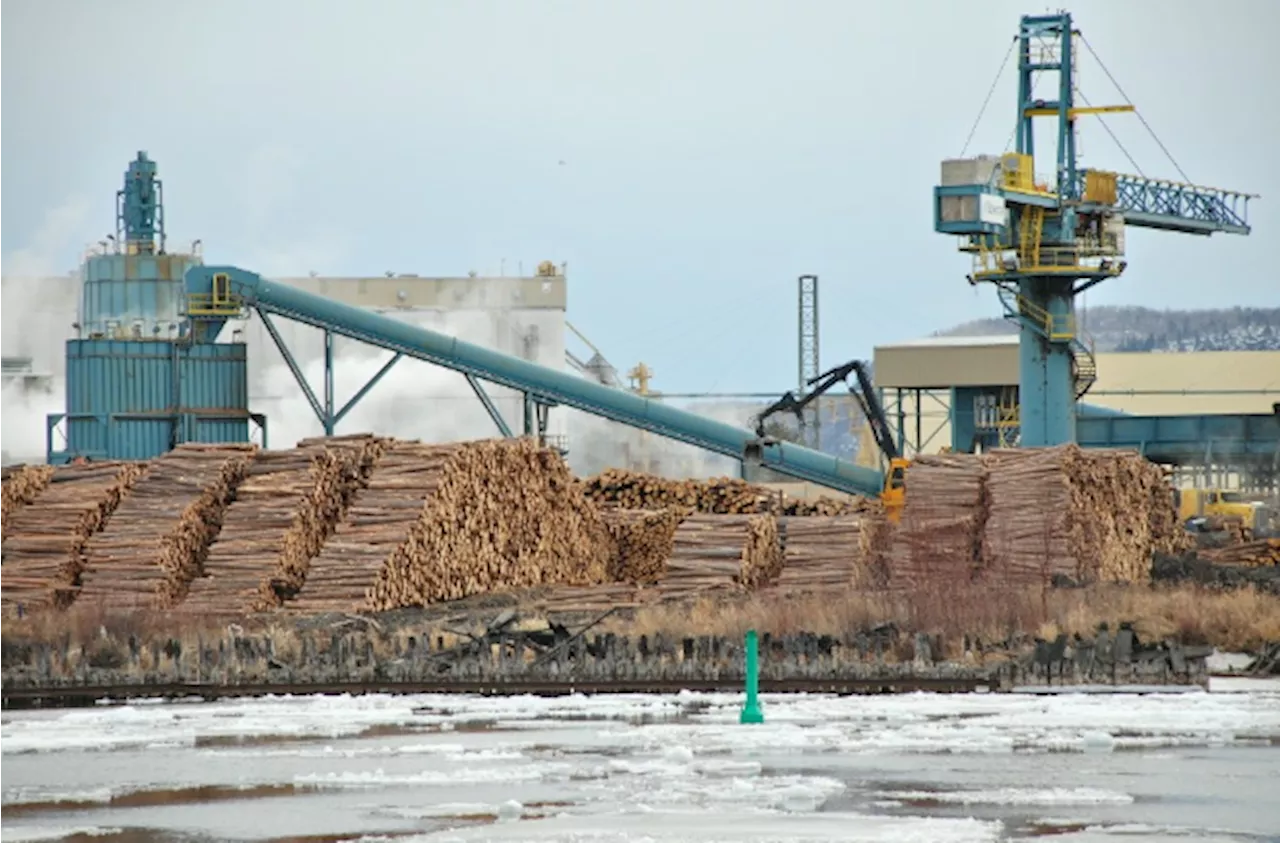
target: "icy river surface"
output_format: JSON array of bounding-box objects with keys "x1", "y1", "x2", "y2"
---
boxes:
[{"x1": 3, "y1": 681, "x2": 1279, "y2": 843}]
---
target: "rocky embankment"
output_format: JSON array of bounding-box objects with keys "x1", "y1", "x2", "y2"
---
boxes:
[{"x1": 1, "y1": 610, "x2": 1211, "y2": 708}]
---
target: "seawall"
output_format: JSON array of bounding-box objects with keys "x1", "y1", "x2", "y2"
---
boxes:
[{"x1": 1, "y1": 622, "x2": 1209, "y2": 708}]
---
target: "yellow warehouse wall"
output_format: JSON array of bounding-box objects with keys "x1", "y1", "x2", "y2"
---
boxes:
[
  {"x1": 865, "y1": 347, "x2": 1279, "y2": 459},
  {"x1": 1087, "y1": 351, "x2": 1280, "y2": 415}
]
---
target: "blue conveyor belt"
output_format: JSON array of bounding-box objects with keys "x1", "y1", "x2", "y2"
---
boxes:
[{"x1": 186, "y1": 266, "x2": 887, "y2": 497}]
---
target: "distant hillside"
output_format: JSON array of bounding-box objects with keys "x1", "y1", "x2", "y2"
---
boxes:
[{"x1": 937, "y1": 306, "x2": 1280, "y2": 352}]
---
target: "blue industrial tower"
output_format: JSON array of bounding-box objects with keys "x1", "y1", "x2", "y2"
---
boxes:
[
  {"x1": 934, "y1": 12, "x2": 1253, "y2": 448},
  {"x1": 46, "y1": 152, "x2": 264, "y2": 462}
]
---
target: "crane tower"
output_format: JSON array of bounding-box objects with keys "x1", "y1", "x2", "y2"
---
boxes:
[{"x1": 933, "y1": 12, "x2": 1254, "y2": 447}]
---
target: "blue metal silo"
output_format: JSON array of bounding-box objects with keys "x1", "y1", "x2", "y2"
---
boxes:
[{"x1": 46, "y1": 152, "x2": 263, "y2": 462}]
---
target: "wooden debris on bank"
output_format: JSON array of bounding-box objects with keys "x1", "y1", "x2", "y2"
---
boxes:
[
  {"x1": 582, "y1": 468, "x2": 869, "y2": 516},
  {"x1": 536, "y1": 582, "x2": 647, "y2": 614},
  {"x1": 181, "y1": 435, "x2": 385, "y2": 615},
  {"x1": 77, "y1": 444, "x2": 257, "y2": 608},
  {"x1": 1, "y1": 462, "x2": 144, "y2": 612},
  {"x1": 887, "y1": 454, "x2": 987, "y2": 589},
  {"x1": 365, "y1": 438, "x2": 616, "y2": 611},
  {"x1": 982, "y1": 444, "x2": 1187, "y2": 586},
  {"x1": 1202, "y1": 538, "x2": 1280, "y2": 567},
  {"x1": 2, "y1": 465, "x2": 56, "y2": 535},
  {"x1": 653, "y1": 513, "x2": 783, "y2": 603},
  {"x1": 602, "y1": 508, "x2": 686, "y2": 583},
  {"x1": 775, "y1": 512, "x2": 887, "y2": 593}
]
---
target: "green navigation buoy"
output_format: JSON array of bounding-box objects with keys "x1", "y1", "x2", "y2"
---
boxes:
[{"x1": 740, "y1": 628, "x2": 764, "y2": 724}]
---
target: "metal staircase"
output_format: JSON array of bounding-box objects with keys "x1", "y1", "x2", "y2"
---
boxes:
[
  {"x1": 1071, "y1": 337, "x2": 1098, "y2": 399},
  {"x1": 997, "y1": 288, "x2": 1098, "y2": 400}
]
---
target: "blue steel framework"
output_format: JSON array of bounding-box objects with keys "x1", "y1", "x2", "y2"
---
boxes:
[
  {"x1": 46, "y1": 153, "x2": 265, "y2": 463},
  {"x1": 933, "y1": 13, "x2": 1254, "y2": 448},
  {"x1": 183, "y1": 266, "x2": 889, "y2": 497},
  {"x1": 904, "y1": 385, "x2": 1278, "y2": 492},
  {"x1": 797, "y1": 274, "x2": 820, "y2": 450}
]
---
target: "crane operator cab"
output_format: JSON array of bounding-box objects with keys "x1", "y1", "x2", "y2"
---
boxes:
[{"x1": 882, "y1": 457, "x2": 908, "y2": 524}]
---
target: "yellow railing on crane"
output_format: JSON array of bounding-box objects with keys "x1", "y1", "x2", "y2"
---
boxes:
[
  {"x1": 1011, "y1": 293, "x2": 1076, "y2": 342},
  {"x1": 185, "y1": 272, "x2": 246, "y2": 317},
  {"x1": 996, "y1": 385, "x2": 1020, "y2": 448}
]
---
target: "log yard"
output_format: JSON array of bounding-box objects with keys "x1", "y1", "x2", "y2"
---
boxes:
[{"x1": 2, "y1": 6, "x2": 1278, "y2": 843}]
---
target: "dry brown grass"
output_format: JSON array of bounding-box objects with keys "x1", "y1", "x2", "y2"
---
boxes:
[
  {"x1": 4, "y1": 584, "x2": 1278, "y2": 659},
  {"x1": 610, "y1": 584, "x2": 1280, "y2": 654}
]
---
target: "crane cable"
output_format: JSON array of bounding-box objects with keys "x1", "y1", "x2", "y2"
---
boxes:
[
  {"x1": 960, "y1": 36, "x2": 1018, "y2": 157},
  {"x1": 1079, "y1": 34, "x2": 1193, "y2": 184},
  {"x1": 1073, "y1": 87, "x2": 1145, "y2": 177}
]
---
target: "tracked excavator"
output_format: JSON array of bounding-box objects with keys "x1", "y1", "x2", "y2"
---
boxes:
[{"x1": 753, "y1": 360, "x2": 908, "y2": 522}]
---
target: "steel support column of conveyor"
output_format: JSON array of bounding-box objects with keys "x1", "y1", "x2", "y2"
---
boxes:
[
  {"x1": 185, "y1": 266, "x2": 887, "y2": 497},
  {"x1": 255, "y1": 310, "x2": 425, "y2": 437}
]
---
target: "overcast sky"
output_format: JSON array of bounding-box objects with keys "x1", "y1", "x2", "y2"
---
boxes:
[{"x1": 3, "y1": 0, "x2": 1276, "y2": 393}]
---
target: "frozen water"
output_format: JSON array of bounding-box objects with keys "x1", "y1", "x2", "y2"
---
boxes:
[{"x1": 3, "y1": 688, "x2": 1278, "y2": 841}]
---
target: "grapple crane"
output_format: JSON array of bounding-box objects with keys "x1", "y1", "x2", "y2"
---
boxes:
[{"x1": 754, "y1": 360, "x2": 908, "y2": 521}]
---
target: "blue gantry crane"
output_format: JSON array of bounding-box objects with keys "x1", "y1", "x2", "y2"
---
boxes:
[{"x1": 933, "y1": 12, "x2": 1255, "y2": 448}]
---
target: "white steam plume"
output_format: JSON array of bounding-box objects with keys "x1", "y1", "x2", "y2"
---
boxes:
[
  {"x1": 243, "y1": 280, "x2": 750, "y2": 479},
  {"x1": 563, "y1": 401, "x2": 749, "y2": 480},
  {"x1": 244, "y1": 282, "x2": 567, "y2": 449},
  {"x1": 1, "y1": 197, "x2": 92, "y2": 463}
]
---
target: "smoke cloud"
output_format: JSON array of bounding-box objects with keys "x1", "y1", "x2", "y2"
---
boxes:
[{"x1": 1, "y1": 197, "x2": 93, "y2": 463}]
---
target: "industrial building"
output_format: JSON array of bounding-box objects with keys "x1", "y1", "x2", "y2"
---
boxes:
[
  {"x1": 3, "y1": 269, "x2": 572, "y2": 461},
  {"x1": 872, "y1": 335, "x2": 1280, "y2": 491}
]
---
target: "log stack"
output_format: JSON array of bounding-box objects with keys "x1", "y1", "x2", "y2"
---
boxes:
[
  {"x1": 886, "y1": 454, "x2": 987, "y2": 589},
  {"x1": 774, "y1": 513, "x2": 885, "y2": 593},
  {"x1": 601, "y1": 508, "x2": 686, "y2": 583},
  {"x1": 652, "y1": 513, "x2": 783, "y2": 602},
  {"x1": 536, "y1": 582, "x2": 647, "y2": 614},
  {"x1": 1, "y1": 462, "x2": 144, "y2": 612},
  {"x1": 582, "y1": 468, "x2": 869, "y2": 516},
  {"x1": 77, "y1": 444, "x2": 257, "y2": 608},
  {"x1": 365, "y1": 438, "x2": 616, "y2": 611},
  {"x1": 181, "y1": 435, "x2": 386, "y2": 615},
  {"x1": 982, "y1": 444, "x2": 1185, "y2": 586},
  {"x1": 2, "y1": 465, "x2": 56, "y2": 535},
  {"x1": 1202, "y1": 538, "x2": 1280, "y2": 567},
  {"x1": 288, "y1": 440, "x2": 455, "y2": 614}
]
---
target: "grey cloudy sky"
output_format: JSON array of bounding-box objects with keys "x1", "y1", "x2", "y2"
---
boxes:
[{"x1": 3, "y1": 0, "x2": 1276, "y2": 392}]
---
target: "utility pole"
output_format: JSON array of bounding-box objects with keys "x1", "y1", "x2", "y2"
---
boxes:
[{"x1": 797, "y1": 274, "x2": 820, "y2": 450}]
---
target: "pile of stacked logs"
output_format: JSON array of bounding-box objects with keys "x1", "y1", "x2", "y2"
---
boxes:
[
  {"x1": 887, "y1": 454, "x2": 987, "y2": 590},
  {"x1": 289, "y1": 440, "x2": 456, "y2": 613},
  {"x1": 651, "y1": 514, "x2": 783, "y2": 603},
  {"x1": 77, "y1": 444, "x2": 257, "y2": 608},
  {"x1": 365, "y1": 439, "x2": 616, "y2": 611},
  {"x1": 601, "y1": 508, "x2": 685, "y2": 583},
  {"x1": 181, "y1": 435, "x2": 385, "y2": 615},
  {"x1": 775, "y1": 511, "x2": 888, "y2": 593},
  {"x1": 1202, "y1": 538, "x2": 1280, "y2": 567},
  {"x1": 2, "y1": 465, "x2": 55, "y2": 534},
  {"x1": 981, "y1": 445, "x2": 1188, "y2": 586},
  {"x1": 1, "y1": 462, "x2": 144, "y2": 612},
  {"x1": 582, "y1": 468, "x2": 866, "y2": 516}
]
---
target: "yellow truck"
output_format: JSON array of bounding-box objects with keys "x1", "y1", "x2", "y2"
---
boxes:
[{"x1": 1179, "y1": 489, "x2": 1277, "y2": 536}]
